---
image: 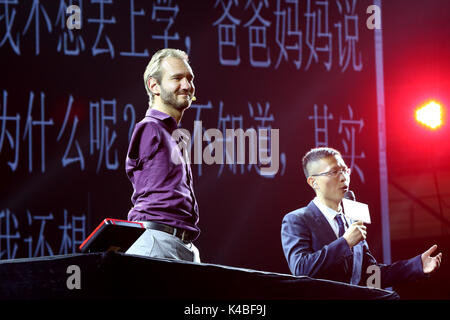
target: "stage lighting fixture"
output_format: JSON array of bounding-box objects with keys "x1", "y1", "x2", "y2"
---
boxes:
[{"x1": 415, "y1": 100, "x2": 443, "y2": 130}]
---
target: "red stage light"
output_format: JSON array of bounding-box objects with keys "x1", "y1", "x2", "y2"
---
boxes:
[{"x1": 415, "y1": 100, "x2": 443, "y2": 130}]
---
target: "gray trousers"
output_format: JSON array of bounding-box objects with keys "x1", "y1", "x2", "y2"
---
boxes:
[{"x1": 125, "y1": 228, "x2": 201, "y2": 263}]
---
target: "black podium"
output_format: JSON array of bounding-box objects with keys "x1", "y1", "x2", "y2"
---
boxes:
[{"x1": 0, "y1": 251, "x2": 398, "y2": 300}]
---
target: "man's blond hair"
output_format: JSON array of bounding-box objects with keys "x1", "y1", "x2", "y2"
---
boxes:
[{"x1": 143, "y1": 48, "x2": 189, "y2": 107}]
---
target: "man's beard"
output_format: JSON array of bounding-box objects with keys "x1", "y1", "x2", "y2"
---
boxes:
[{"x1": 160, "y1": 85, "x2": 190, "y2": 110}]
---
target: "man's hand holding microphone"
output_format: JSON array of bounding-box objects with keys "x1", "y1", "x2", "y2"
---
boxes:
[{"x1": 343, "y1": 221, "x2": 367, "y2": 248}]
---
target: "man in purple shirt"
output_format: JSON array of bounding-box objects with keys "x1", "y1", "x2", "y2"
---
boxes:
[{"x1": 125, "y1": 48, "x2": 200, "y2": 262}]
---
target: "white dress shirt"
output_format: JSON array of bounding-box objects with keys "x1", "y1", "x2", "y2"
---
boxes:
[{"x1": 313, "y1": 197, "x2": 349, "y2": 239}]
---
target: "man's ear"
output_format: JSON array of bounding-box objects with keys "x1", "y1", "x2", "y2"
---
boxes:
[
  {"x1": 148, "y1": 77, "x2": 160, "y2": 96},
  {"x1": 307, "y1": 176, "x2": 316, "y2": 190}
]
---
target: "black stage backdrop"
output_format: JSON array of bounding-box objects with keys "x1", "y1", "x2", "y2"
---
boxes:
[{"x1": 1, "y1": 0, "x2": 384, "y2": 275}]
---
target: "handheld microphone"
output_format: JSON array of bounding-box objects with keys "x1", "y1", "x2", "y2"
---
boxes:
[
  {"x1": 342, "y1": 190, "x2": 371, "y2": 224},
  {"x1": 342, "y1": 190, "x2": 355, "y2": 228}
]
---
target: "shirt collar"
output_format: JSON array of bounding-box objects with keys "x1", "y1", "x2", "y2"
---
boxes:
[
  {"x1": 145, "y1": 108, "x2": 178, "y2": 132},
  {"x1": 313, "y1": 197, "x2": 342, "y2": 220}
]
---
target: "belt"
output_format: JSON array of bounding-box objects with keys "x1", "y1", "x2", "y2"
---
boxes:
[{"x1": 139, "y1": 221, "x2": 193, "y2": 243}]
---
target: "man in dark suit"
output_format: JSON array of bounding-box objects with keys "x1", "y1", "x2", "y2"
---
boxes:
[{"x1": 281, "y1": 147, "x2": 442, "y2": 288}]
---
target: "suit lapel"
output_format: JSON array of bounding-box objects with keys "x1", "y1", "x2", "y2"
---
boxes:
[{"x1": 306, "y1": 201, "x2": 338, "y2": 246}]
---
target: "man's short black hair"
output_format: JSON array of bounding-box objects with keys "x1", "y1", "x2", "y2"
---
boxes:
[{"x1": 302, "y1": 147, "x2": 342, "y2": 178}]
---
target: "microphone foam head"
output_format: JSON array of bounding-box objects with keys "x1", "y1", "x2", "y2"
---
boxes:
[{"x1": 344, "y1": 190, "x2": 356, "y2": 201}]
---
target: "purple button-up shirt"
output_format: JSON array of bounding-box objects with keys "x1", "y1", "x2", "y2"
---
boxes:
[{"x1": 125, "y1": 108, "x2": 200, "y2": 240}]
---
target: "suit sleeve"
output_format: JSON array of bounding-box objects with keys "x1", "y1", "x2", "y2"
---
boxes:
[
  {"x1": 360, "y1": 242, "x2": 425, "y2": 288},
  {"x1": 281, "y1": 212, "x2": 353, "y2": 278}
]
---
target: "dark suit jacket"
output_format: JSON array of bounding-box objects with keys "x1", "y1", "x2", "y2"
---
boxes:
[{"x1": 281, "y1": 200, "x2": 425, "y2": 288}]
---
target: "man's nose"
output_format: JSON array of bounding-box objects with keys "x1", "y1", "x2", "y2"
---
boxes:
[
  {"x1": 180, "y1": 78, "x2": 193, "y2": 91},
  {"x1": 339, "y1": 172, "x2": 348, "y2": 182}
]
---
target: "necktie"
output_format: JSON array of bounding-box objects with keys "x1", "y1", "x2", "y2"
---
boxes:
[{"x1": 335, "y1": 214, "x2": 345, "y2": 238}]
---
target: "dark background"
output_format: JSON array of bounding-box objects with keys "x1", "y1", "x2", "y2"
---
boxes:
[
  {"x1": 382, "y1": 0, "x2": 450, "y2": 299},
  {"x1": 0, "y1": 0, "x2": 449, "y2": 299}
]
